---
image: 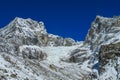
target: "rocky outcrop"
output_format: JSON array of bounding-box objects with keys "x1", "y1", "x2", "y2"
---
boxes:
[
  {"x1": 67, "y1": 48, "x2": 90, "y2": 63},
  {"x1": 99, "y1": 42, "x2": 120, "y2": 79},
  {"x1": 84, "y1": 16, "x2": 120, "y2": 52},
  {"x1": 19, "y1": 45, "x2": 47, "y2": 60}
]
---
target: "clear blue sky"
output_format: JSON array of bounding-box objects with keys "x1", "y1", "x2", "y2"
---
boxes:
[{"x1": 0, "y1": 0, "x2": 120, "y2": 41}]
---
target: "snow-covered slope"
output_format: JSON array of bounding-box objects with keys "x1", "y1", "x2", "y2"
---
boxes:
[
  {"x1": 0, "y1": 46, "x2": 84, "y2": 80},
  {"x1": 1, "y1": 16, "x2": 120, "y2": 80}
]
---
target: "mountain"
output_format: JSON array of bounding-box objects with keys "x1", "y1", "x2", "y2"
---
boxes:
[
  {"x1": 0, "y1": 16, "x2": 120, "y2": 80},
  {"x1": 84, "y1": 16, "x2": 120, "y2": 80}
]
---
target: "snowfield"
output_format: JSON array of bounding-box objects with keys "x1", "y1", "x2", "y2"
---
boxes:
[{"x1": 0, "y1": 45, "x2": 91, "y2": 80}]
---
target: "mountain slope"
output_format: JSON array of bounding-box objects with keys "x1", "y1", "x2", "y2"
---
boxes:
[
  {"x1": 0, "y1": 46, "x2": 84, "y2": 80},
  {"x1": 0, "y1": 17, "x2": 84, "y2": 80},
  {"x1": 67, "y1": 15, "x2": 120, "y2": 80},
  {"x1": 85, "y1": 16, "x2": 120, "y2": 80}
]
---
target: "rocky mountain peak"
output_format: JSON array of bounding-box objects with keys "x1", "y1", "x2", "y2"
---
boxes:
[
  {"x1": 84, "y1": 15, "x2": 120, "y2": 51},
  {"x1": 10, "y1": 17, "x2": 47, "y2": 33},
  {"x1": 0, "y1": 17, "x2": 77, "y2": 51}
]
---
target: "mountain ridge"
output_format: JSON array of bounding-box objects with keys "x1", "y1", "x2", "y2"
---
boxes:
[{"x1": 0, "y1": 16, "x2": 120, "y2": 80}]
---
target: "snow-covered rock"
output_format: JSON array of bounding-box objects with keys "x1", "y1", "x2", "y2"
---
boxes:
[{"x1": 84, "y1": 15, "x2": 120, "y2": 80}]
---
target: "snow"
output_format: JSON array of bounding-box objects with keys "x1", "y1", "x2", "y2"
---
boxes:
[
  {"x1": 0, "y1": 54, "x2": 10, "y2": 68},
  {"x1": 0, "y1": 52, "x2": 46, "y2": 80},
  {"x1": 40, "y1": 46, "x2": 79, "y2": 66},
  {"x1": 19, "y1": 45, "x2": 41, "y2": 52},
  {"x1": 100, "y1": 65, "x2": 117, "y2": 80},
  {"x1": 32, "y1": 45, "x2": 92, "y2": 79}
]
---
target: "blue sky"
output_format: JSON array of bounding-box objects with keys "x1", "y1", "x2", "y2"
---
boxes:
[{"x1": 0, "y1": 0, "x2": 120, "y2": 41}]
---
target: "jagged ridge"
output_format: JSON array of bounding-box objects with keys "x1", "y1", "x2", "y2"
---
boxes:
[{"x1": 0, "y1": 16, "x2": 120, "y2": 80}]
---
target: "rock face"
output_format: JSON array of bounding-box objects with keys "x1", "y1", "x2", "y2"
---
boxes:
[
  {"x1": 85, "y1": 16, "x2": 120, "y2": 52},
  {"x1": 68, "y1": 16, "x2": 120, "y2": 80},
  {"x1": 0, "y1": 17, "x2": 76, "y2": 47},
  {"x1": 1, "y1": 16, "x2": 120, "y2": 80},
  {"x1": 86, "y1": 16, "x2": 120, "y2": 80},
  {"x1": 99, "y1": 42, "x2": 120, "y2": 80},
  {"x1": 19, "y1": 45, "x2": 47, "y2": 60}
]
